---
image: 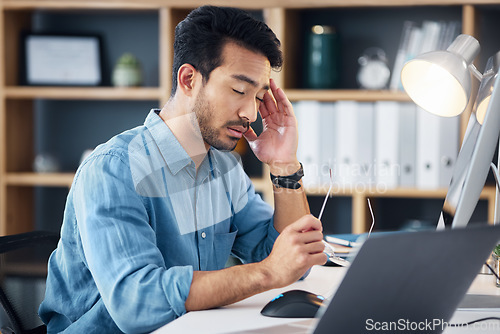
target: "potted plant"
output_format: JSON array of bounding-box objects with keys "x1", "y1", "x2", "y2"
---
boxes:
[
  {"x1": 112, "y1": 53, "x2": 142, "y2": 87},
  {"x1": 493, "y1": 244, "x2": 500, "y2": 287}
]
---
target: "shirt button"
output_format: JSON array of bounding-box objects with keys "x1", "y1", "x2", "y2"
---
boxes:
[{"x1": 201, "y1": 232, "x2": 206, "y2": 239}]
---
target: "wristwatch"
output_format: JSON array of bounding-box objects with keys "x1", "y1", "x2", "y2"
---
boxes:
[{"x1": 270, "y1": 163, "x2": 304, "y2": 189}]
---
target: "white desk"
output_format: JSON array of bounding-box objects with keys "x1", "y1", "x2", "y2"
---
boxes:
[{"x1": 155, "y1": 265, "x2": 500, "y2": 334}]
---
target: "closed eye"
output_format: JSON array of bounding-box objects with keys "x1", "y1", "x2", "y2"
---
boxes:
[{"x1": 233, "y1": 89, "x2": 263, "y2": 102}]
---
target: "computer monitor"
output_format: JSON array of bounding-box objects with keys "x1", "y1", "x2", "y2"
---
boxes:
[{"x1": 439, "y1": 70, "x2": 500, "y2": 229}]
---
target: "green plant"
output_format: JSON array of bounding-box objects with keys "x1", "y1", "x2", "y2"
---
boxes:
[
  {"x1": 494, "y1": 244, "x2": 500, "y2": 257},
  {"x1": 116, "y1": 53, "x2": 140, "y2": 67}
]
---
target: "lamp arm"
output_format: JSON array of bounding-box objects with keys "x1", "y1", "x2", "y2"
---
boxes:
[
  {"x1": 490, "y1": 162, "x2": 500, "y2": 189},
  {"x1": 491, "y1": 159, "x2": 500, "y2": 225},
  {"x1": 469, "y1": 64, "x2": 484, "y2": 81}
]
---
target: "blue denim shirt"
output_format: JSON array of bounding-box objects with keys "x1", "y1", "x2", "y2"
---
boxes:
[{"x1": 39, "y1": 110, "x2": 278, "y2": 333}]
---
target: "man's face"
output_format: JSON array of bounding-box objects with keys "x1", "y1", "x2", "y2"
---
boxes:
[{"x1": 193, "y1": 42, "x2": 271, "y2": 151}]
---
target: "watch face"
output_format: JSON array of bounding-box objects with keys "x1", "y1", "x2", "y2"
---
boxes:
[{"x1": 357, "y1": 59, "x2": 391, "y2": 90}]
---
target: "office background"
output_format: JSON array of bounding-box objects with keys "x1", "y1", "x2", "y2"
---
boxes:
[{"x1": 1, "y1": 1, "x2": 499, "y2": 238}]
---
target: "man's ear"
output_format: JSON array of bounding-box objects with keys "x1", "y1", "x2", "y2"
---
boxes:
[{"x1": 177, "y1": 64, "x2": 198, "y2": 97}]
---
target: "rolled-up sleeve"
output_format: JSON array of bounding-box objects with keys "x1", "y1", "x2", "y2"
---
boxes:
[{"x1": 73, "y1": 153, "x2": 192, "y2": 333}]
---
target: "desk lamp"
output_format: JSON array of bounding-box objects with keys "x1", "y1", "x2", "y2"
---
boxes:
[
  {"x1": 400, "y1": 34, "x2": 500, "y2": 228},
  {"x1": 474, "y1": 53, "x2": 500, "y2": 125},
  {"x1": 401, "y1": 34, "x2": 481, "y2": 117}
]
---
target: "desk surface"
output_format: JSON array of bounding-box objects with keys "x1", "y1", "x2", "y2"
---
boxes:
[{"x1": 155, "y1": 265, "x2": 500, "y2": 334}]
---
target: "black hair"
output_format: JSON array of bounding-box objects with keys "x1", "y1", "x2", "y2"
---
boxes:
[{"x1": 171, "y1": 5, "x2": 283, "y2": 96}]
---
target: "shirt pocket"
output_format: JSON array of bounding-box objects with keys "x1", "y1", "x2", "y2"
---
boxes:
[{"x1": 213, "y1": 223, "x2": 238, "y2": 269}]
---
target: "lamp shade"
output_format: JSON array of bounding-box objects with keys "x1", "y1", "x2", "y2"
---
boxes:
[
  {"x1": 401, "y1": 34, "x2": 480, "y2": 117},
  {"x1": 474, "y1": 51, "x2": 500, "y2": 124}
]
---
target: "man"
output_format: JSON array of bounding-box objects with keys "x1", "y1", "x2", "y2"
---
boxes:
[{"x1": 39, "y1": 5, "x2": 326, "y2": 333}]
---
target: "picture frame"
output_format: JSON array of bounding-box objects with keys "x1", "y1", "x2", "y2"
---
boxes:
[{"x1": 22, "y1": 34, "x2": 103, "y2": 86}]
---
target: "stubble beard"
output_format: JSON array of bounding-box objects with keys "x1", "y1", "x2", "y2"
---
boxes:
[{"x1": 193, "y1": 89, "x2": 247, "y2": 152}]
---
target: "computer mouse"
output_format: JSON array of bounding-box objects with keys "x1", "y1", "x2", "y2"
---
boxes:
[{"x1": 260, "y1": 289, "x2": 325, "y2": 318}]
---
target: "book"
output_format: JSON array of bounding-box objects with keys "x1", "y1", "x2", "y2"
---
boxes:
[
  {"x1": 325, "y1": 241, "x2": 353, "y2": 255},
  {"x1": 438, "y1": 21, "x2": 461, "y2": 50},
  {"x1": 390, "y1": 20, "x2": 415, "y2": 91},
  {"x1": 419, "y1": 20, "x2": 442, "y2": 54},
  {"x1": 325, "y1": 233, "x2": 363, "y2": 248},
  {"x1": 404, "y1": 24, "x2": 423, "y2": 65},
  {"x1": 325, "y1": 230, "x2": 418, "y2": 249},
  {"x1": 390, "y1": 20, "x2": 460, "y2": 91}
]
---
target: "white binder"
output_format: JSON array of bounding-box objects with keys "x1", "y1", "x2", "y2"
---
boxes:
[
  {"x1": 295, "y1": 100, "x2": 322, "y2": 188},
  {"x1": 416, "y1": 107, "x2": 440, "y2": 189},
  {"x1": 375, "y1": 101, "x2": 400, "y2": 189},
  {"x1": 415, "y1": 107, "x2": 460, "y2": 189},
  {"x1": 336, "y1": 101, "x2": 358, "y2": 189},
  {"x1": 356, "y1": 102, "x2": 375, "y2": 187},
  {"x1": 318, "y1": 102, "x2": 337, "y2": 188},
  {"x1": 398, "y1": 102, "x2": 417, "y2": 187},
  {"x1": 438, "y1": 115, "x2": 460, "y2": 188}
]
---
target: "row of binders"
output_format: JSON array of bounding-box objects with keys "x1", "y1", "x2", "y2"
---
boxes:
[
  {"x1": 390, "y1": 20, "x2": 461, "y2": 91},
  {"x1": 294, "y1": 100, "x2": 460, "y2": 191}
]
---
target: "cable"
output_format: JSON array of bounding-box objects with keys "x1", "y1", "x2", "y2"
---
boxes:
[
  {"x1": 485, "y1": 262, "x2": 500, "y2": 281},
  {"x1": 447, "y1": 263, "x2": 500, "y2": 327},
  {"x1": 448, "y1": 317, "x2": 500, "y2": 327}
]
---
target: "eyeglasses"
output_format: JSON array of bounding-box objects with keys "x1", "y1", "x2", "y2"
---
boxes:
[
  {"x1": 317, "y1": 169, "x2": 500, "y2": 283},
  {"x1": 319, "y1": 169, "x2": 375, "y2": 267}
]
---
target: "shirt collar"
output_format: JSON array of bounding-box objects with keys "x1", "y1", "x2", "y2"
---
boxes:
[
  {"x1": 144, "y1": 109, "x2": 193, "y2": 175},
  {"x1": 144, "y1": 109, "x2": 218, "y2": 177}
]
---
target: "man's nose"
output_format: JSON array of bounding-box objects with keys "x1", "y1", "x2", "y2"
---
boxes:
[{"x1": 239, "y1": 99, "x2": 259, "y2": 123}]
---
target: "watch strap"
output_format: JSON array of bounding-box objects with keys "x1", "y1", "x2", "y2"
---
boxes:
[{"x1": 270, "y1": 163, "x2": 304, "y2": 189}]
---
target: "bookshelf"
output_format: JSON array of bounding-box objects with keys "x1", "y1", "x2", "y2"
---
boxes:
[{"x1": 1, "y1": 0, "x2": 499, "y2": 236}]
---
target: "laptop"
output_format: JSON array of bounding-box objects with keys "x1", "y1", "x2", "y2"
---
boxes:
[
  {"x1": 310, "y1": 223, "x2": 500, "y2": 334},
  {"x1": 226, "y1": 224, "x2": 500, "y2": 334}
]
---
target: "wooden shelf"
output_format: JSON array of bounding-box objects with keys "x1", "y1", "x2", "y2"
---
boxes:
[
  {"x1": 1, "y1": 0, "x2": 162, "y2": 9},
  {"x1": 3, "y1": 0, "x2": 500, "y2": 10},
  {"x1": 4, "y1": 86, "x2": 163, "y2": 101},
  {"x1": 5, "y1": 173, "x2": 75, "y2": 187},
  {"x1": 285, "y1": 89, "x2": 411, "y2": 102},
  {"x1": 304, "y1": 185, "x2": 496, "y2": 198},
  {"x1": 304, "y1": 186, "x2": 449, "y2": 197},
  {"x1": 250, "y1": 177, "x2": 496, "y2": 200},
  {"x1": 4, "y1": 88, "x2": 408, "y2": 103}
]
